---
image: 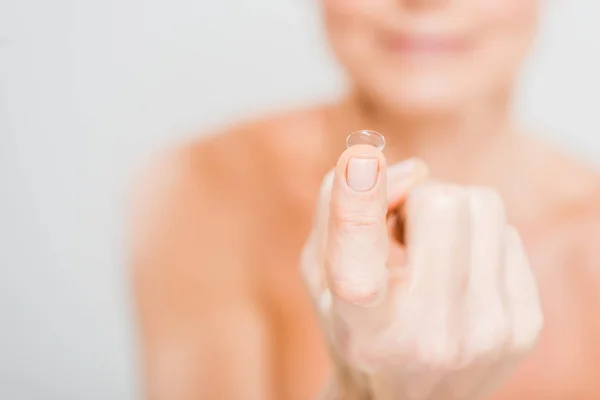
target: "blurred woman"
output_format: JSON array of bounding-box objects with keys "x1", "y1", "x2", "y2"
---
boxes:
[{"x1": 132, "y1": 1, "x2": 600, "y2": 399}]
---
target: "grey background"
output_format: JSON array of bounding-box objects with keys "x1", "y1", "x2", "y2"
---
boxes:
[{"x1": 0, "y1": 0, "x2": 598, "y2": 399}]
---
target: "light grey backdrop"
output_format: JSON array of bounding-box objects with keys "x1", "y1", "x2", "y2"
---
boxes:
[{"x1": 0, "y1": 0, "x2": 598, "y2": 399}]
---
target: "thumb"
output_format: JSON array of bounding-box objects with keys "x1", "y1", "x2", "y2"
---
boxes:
[{"x1": 326, "y1": 144, "x2": 389, "y2": 306}]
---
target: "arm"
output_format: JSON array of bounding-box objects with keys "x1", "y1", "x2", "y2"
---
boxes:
[
  {"x1": 133, "y1": 278, "x2": 273, "y2": 400},
  {"x1": 130, "y1": 151, "x2": 274, "y2": 400}
]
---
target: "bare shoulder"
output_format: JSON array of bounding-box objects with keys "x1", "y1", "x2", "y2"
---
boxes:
[
  {"x1": 523, "y1": 140, "x2": 600, "y2": 373},
  {"x1": 545, "y1": 147, "x2": 600, "y2": 233},
  {"x1": 530, "y1": 137, "x2": 600, "y2": 278},
  {"x1": 554, "y1": 158, "x2": 600, "y2": 349},
  {"x1": 524, "y1": 135, "x2": 600, "y2": 225},
  {"x1": 133, "y1": 106, "x2": 323, "y2": 194},
  {"x1": 130, "y1": 106, "x2": 328, "y2": 275},
  {"x1": 186, "y1": 106, "x2": 329, "y2": 199}
]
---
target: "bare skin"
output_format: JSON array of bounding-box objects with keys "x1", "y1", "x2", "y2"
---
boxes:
[{"x1": 132, "y1": 104, "x2": 600, "y2": 400}]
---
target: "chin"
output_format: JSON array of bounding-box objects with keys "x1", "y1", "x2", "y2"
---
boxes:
[
  {"x1": 353, "y1": 63, "x2": 473, "y2": 116},
  {"x1": 375, "y1": 80, "x2": 468, "y2": 118}
]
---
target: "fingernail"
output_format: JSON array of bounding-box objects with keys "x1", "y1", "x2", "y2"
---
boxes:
[{"x1": 347, "y1": 157, "x2": 379, "y2": 192}]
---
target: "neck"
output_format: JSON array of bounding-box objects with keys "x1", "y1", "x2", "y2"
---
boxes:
[{"x1": 325, "y1": 91, "x2": 524, "y2": 188}]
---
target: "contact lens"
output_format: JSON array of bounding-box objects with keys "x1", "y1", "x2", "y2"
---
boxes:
[{"x1": 346, "y1": 130, "x2": 386, "y2": 151}]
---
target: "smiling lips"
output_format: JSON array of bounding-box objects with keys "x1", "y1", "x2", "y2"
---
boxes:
[{"x1": 383, "y1": 33, "x2": 470, "y2": 56}]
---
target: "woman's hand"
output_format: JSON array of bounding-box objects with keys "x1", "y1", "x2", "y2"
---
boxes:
[{"x1": 301, "y1": 145, "x2": 543, "y2": 400}]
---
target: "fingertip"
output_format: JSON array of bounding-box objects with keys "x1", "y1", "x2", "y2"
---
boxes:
[
  {"x1": 333, "y1": 145, "x2": 387, "y2": 194},
  {"x1": 385, "y1": 158, "x2": 430, "y2": 208},
  {"x1": 409, "y1": 157, "x2": 430, "y2": 180},
  {"x1": 387, "y1": 157, "x2": 429, "y2": 182},
  {"x1": 337, "y1": 144, "x2": 387, "y2": 170}
]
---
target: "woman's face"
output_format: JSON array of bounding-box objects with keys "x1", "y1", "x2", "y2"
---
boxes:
[{"x1": 323, "y1": 0, "x2": 539, "y2": 115}]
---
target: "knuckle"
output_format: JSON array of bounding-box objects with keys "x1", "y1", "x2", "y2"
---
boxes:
[
  {"x1": 469, "y1": 316, "x2": 510, "y2": 358},
  {"x1": 468, "y1": 186, "x2": 503, "y2": 206},
  {"x1": 506, "y1": 225, "x2": 524, "y2": 248},
  {"x1": 328, "y1": 276, "x2": 382, "y2": 305},
  {"x1": 467, "y1": 186, "x2": 506, "y2": 218},
  {"x1": 325, "y1": 232, "x2": 385, "y2": 273},
  {"x1": 420, "y1": 185, "x2": 468, "y2": 216},
  {"x1": 335, "y1": 209, "x2": 382, "y2": 229},
  {"x1": 513, "y1": 334, "x2": 538, "y2": 355},
  {"x1": 513, "y1": 308, "x2": 544, "y2": 353},
  {"x1": 415, "y1": 335, "x2": 461, "y2": 370}
]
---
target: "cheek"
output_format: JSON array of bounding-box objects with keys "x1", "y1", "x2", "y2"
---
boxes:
[
  {"x1": 322, "y1": 0, "x2": 382, "y2": 71},
  {"x1": 473, "y1": 0, "x2": 538, "y2": 76},
  {"x1": 323, "y1": 0, "x2": 371, "y2": 12},
  {"x1": 322, "y1": 0, "x2": 377, "y2": 18},
  {"x1": 476, "y1": 0, "x2": 538, "y2": 20},
  {"x1": 475, "y1": 0, "x2": 538, "y2": 45}
]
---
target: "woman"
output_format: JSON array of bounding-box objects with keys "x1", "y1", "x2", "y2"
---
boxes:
[{"x1": 132, "y1": 1, "x2": 600, "y2": 399}]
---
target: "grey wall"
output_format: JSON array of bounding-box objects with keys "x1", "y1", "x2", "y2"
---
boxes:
[{"x1": 0, "y1": 0, "x2": 598, "y2": 399}]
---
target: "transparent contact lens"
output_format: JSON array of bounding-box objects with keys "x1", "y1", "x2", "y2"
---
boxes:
[{"x1": 346, "y1": 130, "x2": 386, "y2": 151}]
